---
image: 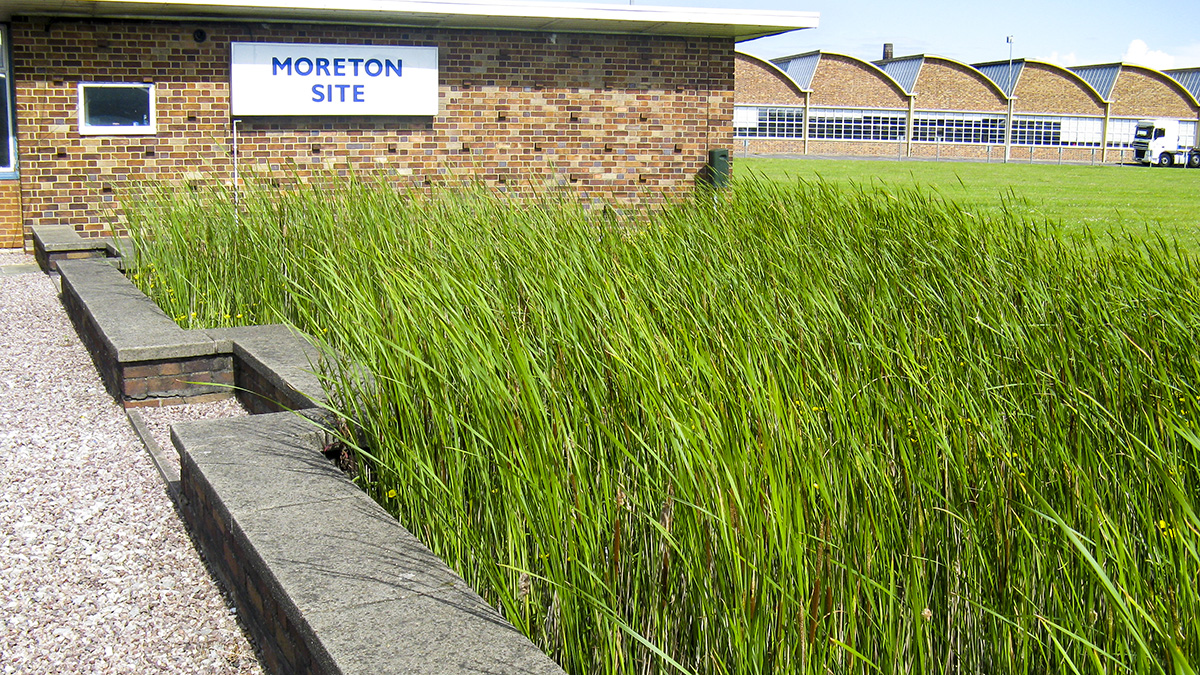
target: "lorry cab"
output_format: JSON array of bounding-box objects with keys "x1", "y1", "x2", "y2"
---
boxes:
[{"x1": 1133, "y1": 118, "x2": 1200, "y2": 167}]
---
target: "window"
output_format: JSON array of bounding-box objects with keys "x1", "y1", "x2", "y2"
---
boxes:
[
  {"x1": 733, "y1": 106, "x2": 910, "y2": 141},
  {"x1": 78, "y1": 83, "x2": 156, "y2": 135},
  {"x1": 912, "y1": 112, "x2": 1006, "y2": 145},
  {"x1": 1059, "y1": 117, "x2": 1104, "y2": 146},
  {"x1": 1181, "y1": 121, "x2": 1198, "y2": 146},
  {"x1": 0, "y1": 26, "x2": 15, "y2": 174},
  {"x1": 733, "y1": 106, "x2": 806, "y2": 139},
  {"x1": 1010, "y1": 116, "x2": 1062, "y2": 146},
  {"x1": 1106, "y1": 119, "x2": 1139, "y2": 148},
  {"x1": 810, "y1": 108, "x2": 906, "y2": 141},
  {"x1": 733, "y1": 106, "x2": 760, "y2": 130}
]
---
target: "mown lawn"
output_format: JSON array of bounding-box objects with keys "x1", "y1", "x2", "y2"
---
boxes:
[{"x1": 739, "y1": 157, "x2": 1200, "y2": 252}]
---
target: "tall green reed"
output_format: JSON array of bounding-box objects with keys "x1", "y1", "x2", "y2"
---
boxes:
[{"x1": 124, "y1": 173, "x2": 1199, "y2": 674}]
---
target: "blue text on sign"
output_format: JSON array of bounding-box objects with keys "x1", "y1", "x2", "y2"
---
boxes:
[
  {"x1": 272, "y1": 57, "x2": 403, "y2": 78},
  {"x1": 312, "y1": 84, "x2": 366, "y2": 103}
]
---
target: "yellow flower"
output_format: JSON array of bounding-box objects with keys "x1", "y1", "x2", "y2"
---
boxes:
[{"x1": 387, "y1": 489, "x2": 397, "y2": 499}]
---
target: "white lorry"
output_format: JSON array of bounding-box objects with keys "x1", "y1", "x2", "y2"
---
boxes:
[{"x1": 1132, "y1": 118, "x2": 1200, "y2": 167}]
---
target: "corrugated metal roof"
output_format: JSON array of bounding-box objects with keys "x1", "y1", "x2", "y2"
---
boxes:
[
  {"x1": 1165, "y1": 68, "x2": 1200, "y2": 104},
  {"x1": 875, "y1": 56, "x2": 923, "y2": 94},
  {"x1": 1070, "y1": 64, "x2": 1122, "y2": 99},
  {"x1": 974, "y1": 60, "x2": 1023, "y2": 97},
  {"x1": 770, "y1": 52, "x2": 822, "y2": 90},
  {"x1": 0, "y1": 0, "x2": 819, "y2": 41}
]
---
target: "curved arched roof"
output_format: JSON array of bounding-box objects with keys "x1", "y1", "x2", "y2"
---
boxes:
[
  {"x1": 1121, "y1": 63, "x2": 1200, "y2": 108},
  {"x1": 974, "y1": 60, "x2": 1024, "y2": 96},
  {"x1": 874, "y1": 55, "x2": 923, "y2": 94},
  {"x1": 769, "y1": 51, "x2": 822, "y2": 90},
  {"x1": 738, "y1": 48, "x2": 1200, "y2": 123},
  {"x1": 734, "y1": 51, "x2": 808, "y2": 103},
  {"x1": 975, "y1": 58, "x2": 1108, "y2": 103},
  {"x1": 1069, "y1": 63, "x2": 1122, "y2": 99},
  {"x1": 1166, "y1": 68, "x2": 1200, "y2": 103},
  {"x1": 878, "y1": 54, "x2": 1010, "y2": 101},
  {"x1": 1071, "y1": 63, "x2": 1200, "y2": 108},
  {"x1": 771, "y1": 50, "x2": 910, "y2": 98}
]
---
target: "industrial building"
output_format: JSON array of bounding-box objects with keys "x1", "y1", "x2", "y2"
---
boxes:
[
  {"x1": 0, "y1": 0, "x2": 819, "y2": 249},
  {"x1": 735, "y1": 45, "x2": 1200, "y2": 164}
]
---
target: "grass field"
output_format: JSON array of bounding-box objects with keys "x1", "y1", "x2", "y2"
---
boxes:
[
  {"x1": 124, "y1": 176, "x2": 1200, "y2": 674},
  {"x1": 739, "y1": 157, "x2": 1200, "y2": 252}
]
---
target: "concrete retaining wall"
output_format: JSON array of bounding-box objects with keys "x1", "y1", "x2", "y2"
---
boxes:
[{"x1": 46, "y1": 233, "x2": 563, "y2": 674}]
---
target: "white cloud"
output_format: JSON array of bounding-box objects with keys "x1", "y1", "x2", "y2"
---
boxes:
[
  {"x1": 1176, "y1": 43, "x2": 1200, "y2": 69},
  {"x1": 1044, "y1": 51, "x2": 1079, "y2": 67},
  {"x1": 1123, "y1": 39, "x2": 1175, "y2": 70}
]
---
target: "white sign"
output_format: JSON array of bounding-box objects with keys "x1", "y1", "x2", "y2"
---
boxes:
[{"x1": 230, "y1": 43, "x2": 438, "y2": 116}]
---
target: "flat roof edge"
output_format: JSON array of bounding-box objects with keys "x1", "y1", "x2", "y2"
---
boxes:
[{"x1": 0, "y1": 0, "x2": 818, "y2": 39}]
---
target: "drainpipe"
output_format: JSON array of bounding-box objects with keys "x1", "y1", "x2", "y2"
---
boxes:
[
  {"x1": 803, "y1": 93, "x2": 810, "y2": 156},
  {"x1": 1101, "y1": 102, "x2": 1111, "y2": 164},
  {"x1": 1004, "y1": 97, "x2": 1013, "y2": 163},
  {"x1": 906, "y1": 96, "x2": 915, "y2": 158}
]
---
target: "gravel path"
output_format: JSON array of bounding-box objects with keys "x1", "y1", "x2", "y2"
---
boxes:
[
  {"x1": 0, "y1": 253, "x2": 262, "y2": 674},
  {"x1": 0, "y1": 249, "x2": 32, "y2": 266},
  {"x1": 137, "y1": 398, "x2": 248, "y2": 481}
]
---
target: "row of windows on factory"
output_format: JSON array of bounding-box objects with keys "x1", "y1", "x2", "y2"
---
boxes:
[{"x1": 734, "y1": 106, "x2": 1199, "y2": 148}]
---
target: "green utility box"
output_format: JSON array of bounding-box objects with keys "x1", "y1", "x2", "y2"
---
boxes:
[{"x1": 706, "y1": 148, "x2": 730, "y2": 189}]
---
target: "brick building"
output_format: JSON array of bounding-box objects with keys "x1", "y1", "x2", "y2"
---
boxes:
[
  {"x1": 0, "y1": 0, "x2": 818, "y2": 249},
  {"x1": 736, "y1": 47, "x2": 1200, "y2": 164}
]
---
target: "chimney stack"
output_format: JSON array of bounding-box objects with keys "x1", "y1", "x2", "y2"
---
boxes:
[{"x1": 883, "y1": 43, "x2": 894, "y2": 61}]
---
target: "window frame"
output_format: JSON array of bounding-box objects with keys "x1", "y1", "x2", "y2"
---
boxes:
[
  {"x1": 0, "y1": 24, "x2": 17, "y2": 178},
  {"x1": 77, "y1": 82, "x2": 157, "y2": 136}
]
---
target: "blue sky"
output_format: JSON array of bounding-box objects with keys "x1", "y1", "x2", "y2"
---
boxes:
[{"x1": 577, "y1": 0, "x2": 1200, "y2": 70}]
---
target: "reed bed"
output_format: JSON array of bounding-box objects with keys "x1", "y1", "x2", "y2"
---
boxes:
[{"x1": 124, "y1": 175, "x2": 1199, "y2": 674}]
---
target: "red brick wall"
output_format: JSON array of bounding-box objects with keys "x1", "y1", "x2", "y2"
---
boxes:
[
  {"x1": 1013, "y1": 63, "x2": 1105, "y2": 115},
  {"x1": 810, "y1": 54, "x2": 908, "y2": 108},
  {"x1": 913, "y1": 59, "x2": 1006, "y2": 112},
  {"x1": 735, "y1": 139, "x2": 1120, "y2": 165},
  {"x1": 0, "y1": 181, "x2": 21, "y2": 249},
  {"x1": 11, "y1": 18, "x2": 735, "y2": 237},
  {"x1": 1109, "y1": 67, "x2": 1200, "y2": 119},
  {"x1": 734, "y1": 53, "x2": 806, "y2": 105}
]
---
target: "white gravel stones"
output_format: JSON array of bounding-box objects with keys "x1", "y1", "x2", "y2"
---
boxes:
[
  {"x1": 0, "y1": 249, "x2": 31, "y2": 266},
  {"x1": 0, "y1": 256, "x2": 262, "y2": 674},
  {"x1": 137, "y1": 398, "x2": 248, "y2": 481}
]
